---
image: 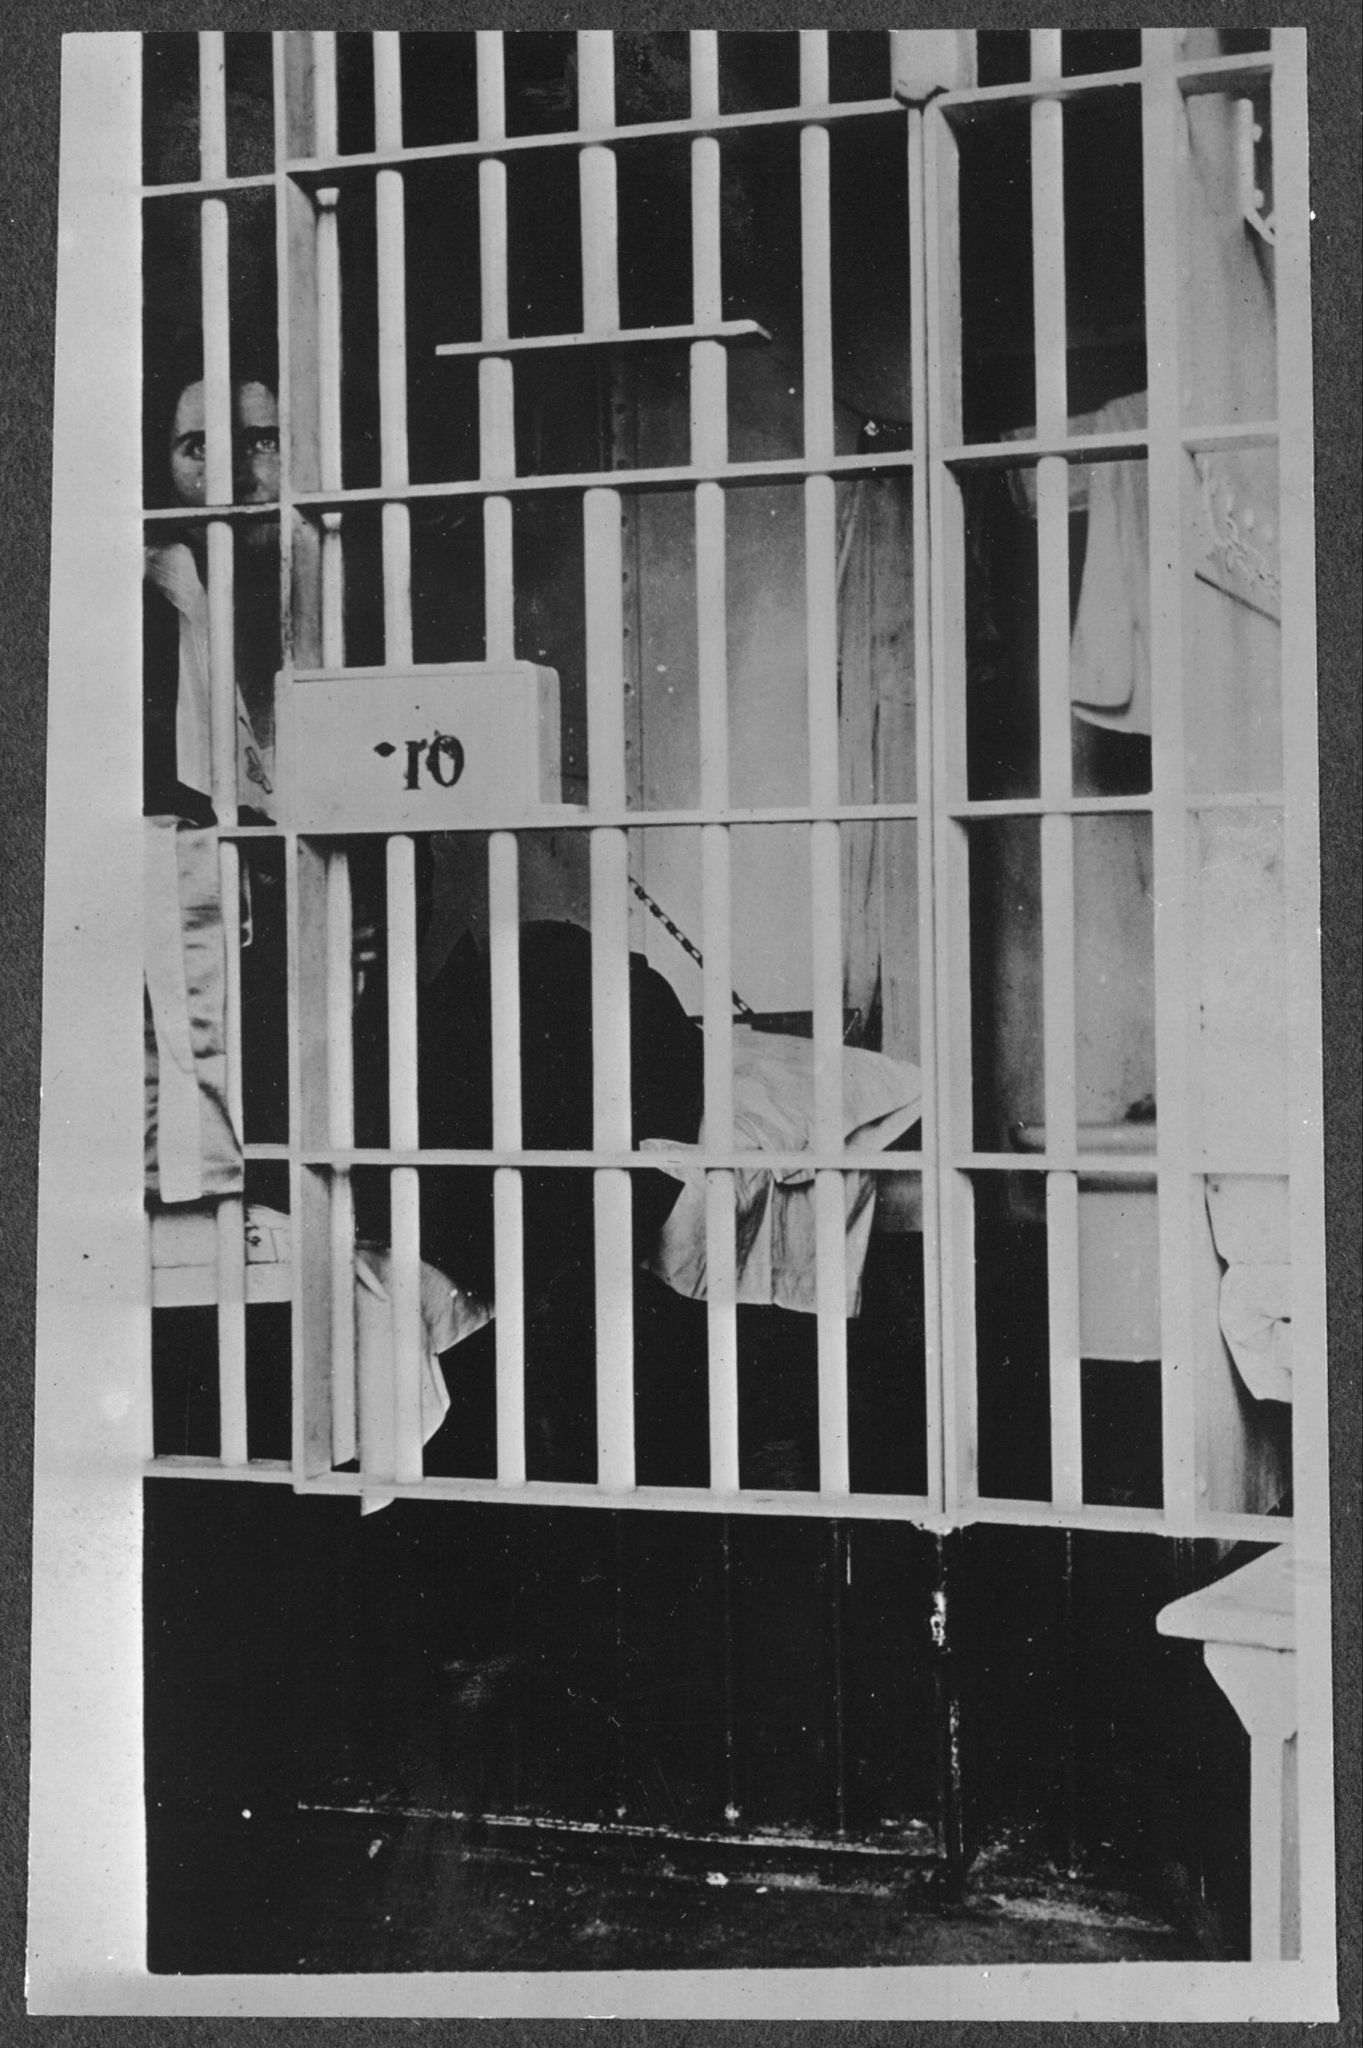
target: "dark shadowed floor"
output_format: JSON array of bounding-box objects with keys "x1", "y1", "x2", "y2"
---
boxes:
[{"x1": 148, "y1": 1805, "x2": 1197, "y2": 1975}]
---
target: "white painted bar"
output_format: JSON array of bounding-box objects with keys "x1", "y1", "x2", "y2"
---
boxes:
[
  {"x1": 326, "y1": 850, "x2": 357, "y2": 1464},
  {"x1": 907, "y1": 99, "x2": 946, "y2": 1513},
  {"x1": 386, "y1": 834, "x2": 420, "y2": 1147},
  {"x1": 578, "y1": 33, "x2": 619, "y2": 335},
  {"x1": 1036, "y1": 457, "x2": 1072, "y2": 804},
  {"x1": 479, "y1": 359, "x2": 515, "y2": 480},
  {"x1": 584, "y1": 487, "x2": 626, "y2": 809},
  {"x1": 700, "y1": 824, "x2": 734, "y2": 1142},
  {"x1": 198, "y1": 31, "x2": 227, "y2": 181},
  {"x1": 701, "y1": 821, "x2": 738, "y2": 1491},
  {"x1": 815, "y1": 1170, "x2": 850, "y2": 1495},
  {"x1": 799, "y1": 123, "x2": 834, "y2": 464},
  {"x1": 577, "y1": 28, "x2": 615, "y2": 129},
  {"x1": 1272, "y1": 26, "x2": 1333, "y2": 1984},
  {"x1": 376, "y1": 151, "x2": 412, "y2": 666},
  {"x1": 475, "y1": 32, "x2": 506, "y2": 142},
  {"x1": 1041, "y1": 809, "x2": 1078, "y2": 1156},
  {"x1": 704, "y1": 1169, "x2": 740, "y2": 1494},
  {"x1": 477, "y1": 41, "x2": 515, "y2": 650},
  {"x1": 1030, "y1": 33, "x2": 1067, "y2": 436},
  {"x1": 695, "y1": 486, "x2": 728, "y2": 801},
  {"x1": 386, "y1": 834, "x2": 423, "y2": 1484},
  {"x1": 311, "y1": 32, "x2": 338, "y2": 159},
  {"x1": 197, "y1": 41, "x2": 249, "y2": 1463},
  {"x1": 1046, "y1": 1169, "x2": 1083, "y2": 1510},
  {"x1": 808, "y1": 481, "x2": 844, "y2": 1486},
  {"x1": 381, "y1": 507, "x2": 414, "y2": 664},
  {"x1": 810, "y1": 809, "x2": 847, "y2": 1495},
  {"x1": 373, "y1": 42, "x2": 411, "y2": 671},
  {"x1": 805, "y1": 472, "x2": 840, "y2": 812},
  {"x1": 493, "y1": 1169, "x2": 526, "y2": 1485},
  {"x1": 316, "y1": 188, "x2": 343, "y2": 490},
  {"x1": 388, "y1": 1165, "x2": 424, "y2": 1486},
  {"x1": 809, "y1": 817, "x2": 844, "y2": 1151},
  {"x1": 1271, "y1": 29, "x2": 1326, "y2": 1565},
  {"x1": 1141, "y1": 30, "x2": 1198, "y2": 1527},
  {"x1": 942, "y1": 1166, "x2": 979, "y2": 1507},
  {"x1": 799, "y1": 30, "x2": 830, "y2": 107},
  {"x1": 591, "y1": 828, "x2": 634, "y2": 1491},
  {"x1": 320, "y1": 511, "x2": 344, "y2": 667},
  {"x1": 590, "y1": 830, "x2": 632, "y2": 1151},
  {"x1": 488, "y1": 830, "x2": 522, "y2": 1148},
  {"x1": 488, "y1": 830, "x2": 525, "y2": 1483},
  {"x1": 689, "y1": 30, "x2": 719, "y2": 121},
  {"x1": 594, "y1": 1166, "x2": 635, "y2": 1492},
  {"x1": 925, "y1": 83, "x2": 977, "y2": 1514},
  {"x1": 690, "y1": 124, "x2": 727, "y2": 470},
  {"x1": 1033, "y1": 25, "x2": 1078, "y2": 1472},
  {"x1": 214, "y1": 1195, "x2": 248, "y2": 1465},
  {"x1": 483, "y1": 492, "x2": 515, "y2": 660},
  {"x1": 479, "y1": 159, "x2": 510, "y2": 342},
  {"x1": 315, "y1": 180, "x2": 345, "y2": 662},
  {"x1": 372, "y1": 30, "x2": 403, "y2": 153}
]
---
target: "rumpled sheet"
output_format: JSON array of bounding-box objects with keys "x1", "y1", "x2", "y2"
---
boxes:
[
  {"x1": 1204, "y1": 1177, "x2": 1292, "y2": 1404},
  {"x1": 641, "y1": 1028, "x2": 922, "y2": 1316}
]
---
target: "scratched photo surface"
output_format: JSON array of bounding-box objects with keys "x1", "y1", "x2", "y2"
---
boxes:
[{"x1": 28, "y1": 29, "x2": 1339, "y2": 2022}]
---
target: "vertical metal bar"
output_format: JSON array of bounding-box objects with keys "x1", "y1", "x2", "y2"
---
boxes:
[
  {"x1": 489, "y1": 830, "x2": 526, "y2": 1485},
  {"x1": 690, "y1": 34, "x2": 726, "y2": 468},
  {"x1": 373, "y1": 27, "x2": 403, "y2": 153},
  {"x1": 584, "y1": 459, "x2": 632, "y2": 1487},
  {"x1": 198, "y1": 33, "x2": 249, "y2": 1463},
  {"x1": 908, "y1": 100, "x2": 945, "y2": 1510},
  {"x1": 690, "y1": 29, "x2": 720, "y2": 119},
  {"x1": 691, "y1": 26, "x2": 736, "y2": 1487},
  {"x1": 702, "y1": 825, "x2": 738, "y2": 1494},
  {"x1": 1030, "y1": 31, "x2": 1067, "y2": 439},
  {"x1": 1271, "y1": 28, "x2": 1325, "y2": 1564},
  {"x1": 591, "y1": 830, "x2": 634, "y2": 1492},
  {"x1": 1047, "y1": 1170, "x2": 1083, "y2": 1510},
  {"x1": 807, "y1": 463, "x2": 843, "y2": 1489},
  {"x1": 315, "y1": 181, "x2": 345, "y2": 658},
  {"x1": 585, "y1": 489, "x2": 627, "y2": 810},
  {"x1": 799, "y1": 29, "x2": 830, "y2": 106},
  {"x1": 312, "y1": 32, "x2": 338, "y2": 158},
  {"x1": 290, "y1": 845, "x2": 344, "y2": 1481},
  {"x1": 386, "y1": 841, "x2": 419, "y2": 1127},
  {"x1": 386, "y1": 834, "x2": 423, "y2": 1485},
  {"x1": 477, "y1": 34, "x2": 515, "y2": 655},
  {"x1": 373, "y1": 35, "x2": 411, "y2": 668},
  {"x1": 812, "y1": 814, "x2": 849, "y2": 1496},
  {"x1": 578, "y1": 32, "x2": 619, "y2": 334},
  {"x1": 924, "y1": 96, "x2": 975, "y2": 1511},
  {"x1": 1031, "y1": 30, "x2": 1080, "y2": 1524},
  {"x1": 1272, "y1": 25, "x2": 1330, "y2": 1981},
  {"x1": 1142, "y1": 30, "x2": 1197, "y2": 1527},
  {"x1": 326, "y1": 850, "x2": 357, "y2": 1465},
  {"x1": 799, "y1": 122, "x2": 834, "y2": 465},
  {"x1": 475, "y1": 32, "x2": 505, "y2": 142},
  {"x1": 199, "y1": 30, "x2": 228, "y2": 180}
]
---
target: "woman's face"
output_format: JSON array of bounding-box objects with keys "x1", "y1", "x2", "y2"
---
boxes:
[{"x1": 169, "y1": 378, "x2": 281, "y2": 511}]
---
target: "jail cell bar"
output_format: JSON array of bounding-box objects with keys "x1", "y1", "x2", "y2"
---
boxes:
[
  {"x1": 195, "y1": 33, "x2": 250, "y2": 1469},
  {"x1": 922, "y1": 33, "x2": 1301, "y2": 1542},
  {"x1": 151, "y1": 30, "x2": 1303, "y2": 1540}
]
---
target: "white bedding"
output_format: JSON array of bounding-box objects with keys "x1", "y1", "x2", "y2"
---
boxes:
[{"x1": 641, "y1": 1028, "x2": 922, "y2": 1316}]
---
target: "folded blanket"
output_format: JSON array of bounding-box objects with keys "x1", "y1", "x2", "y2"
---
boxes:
[{"x1": 641, "y1": 1028, "x2": 922, "y2": 1316}]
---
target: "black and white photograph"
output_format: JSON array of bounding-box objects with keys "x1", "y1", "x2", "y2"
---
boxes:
[{"x1": 25, "y1": 25, "x2": 1346, "y2": 2021}]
